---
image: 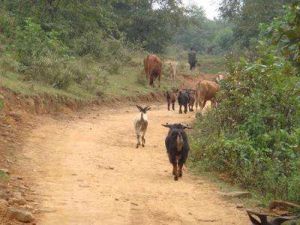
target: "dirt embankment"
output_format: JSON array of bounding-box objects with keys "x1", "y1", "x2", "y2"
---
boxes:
[{"x1": 0, "y1": 87, "x2": 164, "y2": 225}]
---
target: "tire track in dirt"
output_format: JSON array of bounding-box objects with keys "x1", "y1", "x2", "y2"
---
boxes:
[{"x1": 17, "y1": 104, "x2": 249, "y2": 225}]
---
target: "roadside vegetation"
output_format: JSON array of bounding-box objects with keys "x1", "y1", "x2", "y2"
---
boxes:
[{"x1": 190, "y1": 2, "x2": 300, "y2": 204}]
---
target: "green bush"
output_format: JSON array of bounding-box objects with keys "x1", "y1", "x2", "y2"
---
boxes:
[
  {"x1": 24, "y1": 55, "x2": 73, "y2": 89},
  {"x1": 190, "y1": 8, "x2": 300, "y2": 201},
  {"x1": 73, "y1": 31, "x2": 105, "y2": 58},
  {"x1": 14, "y1": 18, "x2": 67, "y2": 66}
]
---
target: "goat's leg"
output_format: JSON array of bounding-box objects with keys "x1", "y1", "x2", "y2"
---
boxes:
[
  {"x1": 172, "y1": 102, "x2": 175, "y2": 111},
  {"x1": 179, "y1": 105, "x2": 182, "y2": 114},
  {"x1": 167, "y1": 100, "x2": 170, "y2": 111},
  {"x1": 172, "y1": 163, "x2": 178, "y2": 181},
  {"x1": 178, "y1": 163, "x2": 184, "y2": 178},
  {"x1": 142, "y1": 135, "x2": 146, "y2": 147},
  {"x1": 136, "y1": 134, "x2": 141, "y2": 148}
]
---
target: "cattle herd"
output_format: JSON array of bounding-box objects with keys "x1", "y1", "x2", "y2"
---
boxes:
[
  {"x1": 136, "y1": 54, "x2": 299, "y2": 224},
  {"x1": 136, "y1": 54, "x2": 223, "y2": 182}
]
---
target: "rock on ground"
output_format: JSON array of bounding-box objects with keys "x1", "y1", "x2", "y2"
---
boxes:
[{"x1": 8, "y1": 207, "x2": 34, "y2": 223}]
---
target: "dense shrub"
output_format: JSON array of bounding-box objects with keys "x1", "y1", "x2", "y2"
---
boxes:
[
  {"x1": 190, "y1": 5, "x2": 300, "y2": 202},
  {"x1": 14, "y1": 19, "x2": 68, "y2": 66}
]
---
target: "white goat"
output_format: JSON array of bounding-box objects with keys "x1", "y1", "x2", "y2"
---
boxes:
[{"x1": 134, "y1": 105, "x2": 151, "y2": 148}]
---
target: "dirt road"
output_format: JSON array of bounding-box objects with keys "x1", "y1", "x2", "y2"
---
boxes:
[{"x1": 18, "y1": 104, "x2": 249, "y2": 225}]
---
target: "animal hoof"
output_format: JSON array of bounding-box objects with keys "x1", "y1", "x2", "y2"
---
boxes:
[
  {"x1": 179, "y1": 173, "x2": 182, "y2": 177},
  {"x1": 136, "y1": 145, "x2": 139, "y2": 148},
  {"x1": 174, "y1": 176, "x2": 178, "y2": 181},
  {"x1": 142, "y1": 144, "x2": 145, "y2": 147}
]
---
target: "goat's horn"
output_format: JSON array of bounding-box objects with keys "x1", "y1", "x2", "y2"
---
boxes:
[{"x1": 182, "y1": 124, "x2": 192, "y2": 129}]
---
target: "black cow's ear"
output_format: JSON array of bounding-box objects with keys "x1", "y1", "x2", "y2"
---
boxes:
[{"x1": 162, "y1": 124, "x2": 171, "y2": 128}]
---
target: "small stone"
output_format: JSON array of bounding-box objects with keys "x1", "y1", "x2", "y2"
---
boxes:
[
  {"x1": 8, "y1": 207, "x2": 34, "y2": 223},
  {"x1": 236, "y1": 204, "x2": 244, "y2": 209},
  {"x1": 9, "y1": 198, "x2": 27, "y2": 206},
  {"x1": 0, "y1": 190, "x2": 10, "y2": 200},
  {"x1": 12, "y1": 192, "x2": 22, "y2": 200},
  {"x1": 0, "y1": 199, "x2": 8, "y2": 213}
]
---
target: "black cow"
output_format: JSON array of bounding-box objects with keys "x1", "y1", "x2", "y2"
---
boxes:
[
  {"x1": 162, "y1": 123, "x2": 191, "y2": 181},
  {"x1": 177, "y1": 90, "x2": 189, "y2": 114}
]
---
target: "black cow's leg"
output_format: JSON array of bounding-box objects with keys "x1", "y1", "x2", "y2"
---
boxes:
[
  {"x1": 167, "y1": 101, "x2": 170, "y2": 111},
  {"x1": 172, "y1": 102, "x2": 175, "y2": 111},
  {"x1": 179, "y1": 105, "x2": 182, "y2": 114},
  {"x1": 184, "y1": 104, "x2": 188, "y2": 114}
]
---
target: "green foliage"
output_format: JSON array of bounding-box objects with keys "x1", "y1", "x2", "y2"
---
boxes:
[
  {"x1": 0, "y1": 96, "x2": 3, "y2": 110},
  {"x1": 173, "y1": 6, "x2": 234, "y2": 55},
  {"x1": 265, "y1": 3, "x2": 300, "y2": 71},
  {"x1": 14, "y1": 18, "x2": 67, "y2": 66},
  {"x1": 0, "y1": 171, "x2": 9, "y2": 181},
  {"x1": 191, "y1": 5, "x2": 300, "y2": 202},
  {"x1": 220, "y1": 0, "x2": 298, "y2": 48}
]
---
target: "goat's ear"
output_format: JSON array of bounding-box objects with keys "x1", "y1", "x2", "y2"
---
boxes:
[
  {"x1": 136, "y1": 105, "x2": 142, "y2": 111},
  {"x1": 146, "y1": 106, "x2": 151, "y2": 111}
]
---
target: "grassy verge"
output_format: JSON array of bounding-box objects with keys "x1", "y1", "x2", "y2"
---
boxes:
[
  {"x1": 0, "y1": 55, "x2": 178, "y2": 103},
  {"x1": 0, "y1": 171, "x2": 9, "y2": 182},
  {"x1": 198, "y1": 54, "x2": 226, "y2": 74}
]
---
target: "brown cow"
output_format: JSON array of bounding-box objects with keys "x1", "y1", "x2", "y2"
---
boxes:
[
  {"x1": 166, "y1": 90, "x2": 177, "y2": 111},
  {"x1": 144, "y1": 54, "x2": 162, "y2": 87},
  {"x1": 195, "y1": 80, "x2": 220, "y2": 112}
]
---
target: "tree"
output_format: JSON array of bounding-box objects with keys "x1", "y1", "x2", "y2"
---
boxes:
[{"x1": 219, "y1": 0, "x2": 298, "y2": 48}]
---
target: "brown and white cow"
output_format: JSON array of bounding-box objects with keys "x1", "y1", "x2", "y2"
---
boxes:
[
  {"x1": 195, "y1": 80, "x2": 220, "y2": 112},
  {"x1": 144, "y1": 54, "x2": 162, "y2": 87}
]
